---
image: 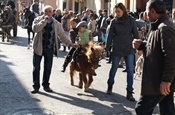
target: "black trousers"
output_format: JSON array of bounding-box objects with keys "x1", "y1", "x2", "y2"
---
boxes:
[
  {"x1": 66, "y1": 47, "x2": 83, "y2": 62},
  {"x1": 135, "y1": 92, "x2": 175, "y2": 115},
  {"x1": 67, "y1": 47, "x2": 76, "y2": 57},
  {"x1": 32, "y1": 48, "x2": 53, "y2": 89}
]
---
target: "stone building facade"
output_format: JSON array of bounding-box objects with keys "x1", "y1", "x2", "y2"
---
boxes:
[{"x1": 16, "y1": 0, "x2": 175, "y2": 16}]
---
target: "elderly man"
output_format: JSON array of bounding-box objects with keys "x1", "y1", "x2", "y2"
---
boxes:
[
  {"x1": 133, "y1": 0, "x2": 175, "y2": 114},
  {"x1": 31, "y1": 5, "x2": 78, "y2": 93}
]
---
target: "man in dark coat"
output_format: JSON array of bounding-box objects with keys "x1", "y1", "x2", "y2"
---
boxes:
[
  {"x1": 100, "y1": 9, "x2": 108, "y2": 29},
  {"x1": 96, "y1": 9, "x2": 103, "y2": 42},
  {"x1": 30, "y1": 0, "x2": 39, "y2": 16},
  {"x1": 54, "y1": 9, "x2": 62, "y2": 23},
  {"x1": 133, "y1": 0, "x2": 175, "y2": 114}
]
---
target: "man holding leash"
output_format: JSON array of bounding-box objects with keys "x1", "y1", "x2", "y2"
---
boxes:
[{"x1": 133, "y1": 0, "x2": 175, "y2": 114}]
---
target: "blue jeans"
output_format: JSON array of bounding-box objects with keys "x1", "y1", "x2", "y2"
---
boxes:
[
  {"x1": 32, "y1": 49, "x2": 53, "y2": 89},
  {"x1": 107, "y1": 54, "x2": 134, "y2": 91},
  {"x1": 135, "y1": 92, "x2": 175, "y2": 115}
]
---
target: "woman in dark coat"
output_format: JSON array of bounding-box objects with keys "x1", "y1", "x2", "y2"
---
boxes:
[{"x1": 104, "y1": 3, "x2": 139, "y2": 101}]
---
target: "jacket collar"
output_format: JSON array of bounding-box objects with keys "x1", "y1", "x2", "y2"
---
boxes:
[{"x1": 151, "y1": 14, "x2": 169, "y2": 30}]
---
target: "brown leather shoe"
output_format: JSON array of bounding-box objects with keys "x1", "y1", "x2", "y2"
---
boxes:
[
  {"x1": 31, "y1": 89, "x2": 39, "y2": 94},
  {"x1": 44, "y1": 87, "x2": 53, "y2": 92}
]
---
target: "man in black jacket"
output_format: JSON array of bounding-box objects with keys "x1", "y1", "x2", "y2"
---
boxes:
[
  {"x1": 54, "y1": 9, "x2": 62, "y2": 23},
  {"x1": 133, "y1": 0, "x2": 175, "y2": 114},
  {"x1": 96, "y1": 9, "x2": 103, "y2": 42},
  {"x1": 30, "y1": 0, "x2": 39, "y2": 16}
]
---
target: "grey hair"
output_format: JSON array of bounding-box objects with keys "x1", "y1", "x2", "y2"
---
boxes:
[{"x1": 43, "y1": 5, "x2": 53, "y2": 12}]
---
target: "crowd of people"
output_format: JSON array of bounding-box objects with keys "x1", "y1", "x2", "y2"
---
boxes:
[{"x1": 16, "y1": 0, "x2": 175, "y2": 114}]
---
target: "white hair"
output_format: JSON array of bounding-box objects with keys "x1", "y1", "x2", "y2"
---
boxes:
[{"x1": 43, "y1": 5, "x2": 53, "y2": 12}]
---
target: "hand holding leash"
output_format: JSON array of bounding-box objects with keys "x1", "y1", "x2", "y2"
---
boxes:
[
  {"x1": 132, "y1": 39, "x2": 142, "y2": 49},
  {"x1": 71, "y1": 43, "x2": 79, "y2": 48}
]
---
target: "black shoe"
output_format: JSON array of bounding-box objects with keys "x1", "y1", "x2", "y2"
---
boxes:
[
  {"x1": 126, "y1": 90, "x2": 136, "y2": 102},
  {"x1": 44, "y1": 87, "x2": 53, "y2": 92},
  {"x1": 31, "y1": 89, "x2": 39, "y2": 94},
  {"x1": 107, "y1": 85, "x2": 113, "y2": 95},
  {"x1": 61, "y1": 67, "x2": 66, "y2": 72},
  {"x1": 63, "y1": 47, "x2": 66, "y2": 52},
  {"x1": 93, "y1": 72, "x2": 97, "y2": 76}
]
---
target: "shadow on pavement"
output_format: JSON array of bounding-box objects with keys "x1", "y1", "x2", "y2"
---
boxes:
[
  {"x1": 79, "y1": 88, "x2": 136, "y2": 109},
  {"x1": 38, "y1": 90, "x2": 135, "y2": 115},
  {"x1": 11, "y1": 36, "x2": 28, "y2": 47},
  {"x1": 0, "y1": 36, "x2": 28, "y2": 48},
  {"x1": 57, "y1": 50, "x2": 68, "y2": 58},
  {"x1": 0, "y1": 52, "x2": 48, "y2": 114}
]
